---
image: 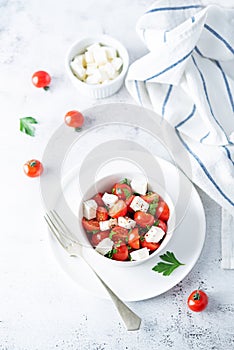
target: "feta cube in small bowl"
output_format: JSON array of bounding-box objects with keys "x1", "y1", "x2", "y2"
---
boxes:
[
  {"x1": 78, "y1": 173, "x2": 176, "y2": 267},
  {"x1": 65, "y1": 35, "x2": 129, "y2": 99}
]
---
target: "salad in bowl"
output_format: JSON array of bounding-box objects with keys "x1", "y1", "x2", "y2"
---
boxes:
[{"x1": 80, "y1": 173, "x2": 175, "y2": 266}]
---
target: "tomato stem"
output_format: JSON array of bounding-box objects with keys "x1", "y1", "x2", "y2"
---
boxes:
[
  {"x1": 30, "y1": 161, "x2": 37, "y2": 167},
  {"x1": 75, "y1": 127, "x2": 82, "y2": 132},
  {"x1": 43, "y1": 86, "x2": 50, "y2": 91},
  {"x1": 193, "y1": 291, "x2": 201, "y2": 300}
]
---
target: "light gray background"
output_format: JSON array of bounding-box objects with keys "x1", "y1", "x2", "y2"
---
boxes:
[{"x1": 0, "y1": 0, "x2": 233, "y2": 349}]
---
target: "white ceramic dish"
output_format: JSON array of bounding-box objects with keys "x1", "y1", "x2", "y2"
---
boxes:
[
  {"x1": 65, "y1": 35, "x2": 129, "y2": 99},
  {"x1": 48, "y1": 157, "x2": 206, "y2": 302},
  {"x1": 78, "y1": 173, "x2": 176, "y2": 267}
]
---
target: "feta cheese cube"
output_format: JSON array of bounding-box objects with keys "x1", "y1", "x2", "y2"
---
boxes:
[
  {"x1": 130, "y1": 247, "x2": 149, "y2": 261},
  {"x1": 131, "y1": 175, "x2": 148, "y2": 195},
  {"x1": 100, "y1": 218, "x2": 117, "y2": 231},
  {"x1": 87, "y1": 43, "x2": 101, "y2": 52},
  {"x1": 130, "y1": 196, "x2": 149, "y2": 213},
  {"x1": 86, "y1": 63, "x2": 97, "y2": 75},
  {"x1": 145, "y1": 226, "x2": 165, "y2": 243},
  {"x1": 112, "y1": 57, "x2": 123, "y2": 71},
  {"x1": 118, "y1": 217, "x2": 136, "y2": 229},
  {"x1": 99, "y1": 220, "x2": 110, "y2": 231},
  {"x1": 103, "y1": 62, "x2": 116, "y2": 79},
  {"x1": 95, "y1": 238, "x2": 114, "y2": 255},
  {"x1": 86, "y1": 69, "x2": 102, "y2": 84},
  {"x1": 85, "y1": 50, "x2": 95, "y2": 64},
  {"x1": 74, "y1": 54, "x2": 85, "y2": 67},
  {"x1": 93, "y1": 47, "x2": 108, "y2": 66},
  {"x1": 102, "y1": 192, "x2": 118, "y2": 208},
  {"x1": 70, "y1": 59, "x2": 86, "y2": 80},
  {"x1": 83, "y1": 199, "x2": 97, "y2": 220},
  {"x1": 99, "y1": 66, "x2": 110, "y2": 83},
  {"x1": 105, "y1": 46, "x2": 117, "y2": 60}
]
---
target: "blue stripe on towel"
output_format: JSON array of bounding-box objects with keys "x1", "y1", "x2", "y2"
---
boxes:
[
  {"x1": 194, "y1": 46, "x2": 204, "y2": 57},
  {"x1": 145, "y1": 50, "x2": 193, "y2": 81},
  {"x1": 223, "y1": 146, "x2": 234, "y2": 166},
  {"x1": 175, "y1": 129, "x2": 234, "y2": 206},
  {"x1": 163, "y1": 30, "x2": 168, "y2": 42},
  {"x1": 200, "y1": 132, "x2": 210, "y2": 143},
  {"x1": 215, "y1": 61, "x2": 234, "y2": 112},
  {"x1": 175, "y1": 104, "x2": 196, "y2": 129},
  {"x1": 146, "y1": 5, "x2": 202, "y2": 14},
  {"x1": 204, "y1": 24, "x2": 234, "y2": 55},
  {"x1": 134, "y1": 80, "x2": 143, "y2": 105},
  {"x1": 162, "y1": 85, "x2": 173, "y2": 117},
  {"x1": 192, "y1": 56, "x2": 230, "y2": 144}
]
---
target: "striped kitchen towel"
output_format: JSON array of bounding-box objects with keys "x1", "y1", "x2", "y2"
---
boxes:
[{"x1": 125, "y1": 0, "x2": 234, "y2": 268}]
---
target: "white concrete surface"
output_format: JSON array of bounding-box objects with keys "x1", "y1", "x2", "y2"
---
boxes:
[{"x1": 0, "y1": 0, "x2": 233, "y2": 349}]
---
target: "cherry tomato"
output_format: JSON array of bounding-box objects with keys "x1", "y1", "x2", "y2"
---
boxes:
[
  {"x1": 125, "y1": 194, "x2": 135, "y2": 213},
  {"x1": 128, "y1": 228, "x2": 140, "y2": 249},
  {"x1": 156, "y1": 200, "x2": 170, "y2": 222},
  {"x1": 110, "y1": 226, "x2": 128, "y2": 242},
  {"x1": 112, "y1": 243, "x2": 129, "y2": 261},
  {"x1": 112, "y1": 183, "x2": 132, "y2": 201},
  {"x1": 23, "y1": 159, "x2": 43, "y2": 178},
  {"x1": 82, "y1": 218, "x2": 100, "y2": 232},
  {"x1": 91, "y1": 230, "x2": 110, "y2": 246},
  {"x1": 32, "y1": 71, "x2": 51, "y2": 89},
  {"x1": 134, "y1": 211, "x2": 155, "y2": 228},
  {"x1": 141, "y1": 239, "x2": 160, "y2": 251},
  {"x1": 96, "y1": 206, "x2": 109, "y2": 221},
  {"x1": 92, "y1": 193, "x2": 104, "y2": 206},
  {"x1": 109, "y1": 200, "x2": 127, "y2": 219},
  {"x1": 187, "y1": 290, "x2": 208, "y2": 312},
  {"x1": 141, "y1": 192, "x2": 159, "y2": 203},
  {"x1": 156, "y1": 219, "x2": 167, "y2": 233},
  {"x1": 64, "y1": 110, "x2": 84, "y2": 128}
]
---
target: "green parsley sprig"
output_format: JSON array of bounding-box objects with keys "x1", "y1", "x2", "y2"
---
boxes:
[
  {"x1": 20, "y1": 117, "x2": 38, "y2": 136},
  {"x1": 152, "y1": 251, "x2": 185, "y2": 276}
]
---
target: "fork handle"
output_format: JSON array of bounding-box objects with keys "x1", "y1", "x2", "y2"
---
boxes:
[{"x1": 84, "y1": 260, "x2": 141, "y2": 331}]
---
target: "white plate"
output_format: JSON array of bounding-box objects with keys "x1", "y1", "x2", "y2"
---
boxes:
[{"x1": 48, "y1": 157, "x2": 206, "y2": 302}]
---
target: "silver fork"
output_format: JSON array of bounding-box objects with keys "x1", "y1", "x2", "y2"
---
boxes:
[{"x1": 44, "y1": 210, "x2": 141, "y2": 331}]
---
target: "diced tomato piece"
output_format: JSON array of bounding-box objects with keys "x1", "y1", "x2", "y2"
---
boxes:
[
  {"x1": 134, "y1": 211, "x2": 155, "y2": 228},
  {"x1": 109, "y1": 200, "x2": 127, "y2": 218},
  {"x1": 156, "y1": 200, "x2": 170, "y2": 222},
  {"x1": 92, "y1": 193, "x2": 104, "y2": 206},
  {"x1": 96, "y1": 206, "x2": 109, "y2": 221},
  {"x1": 82, "y1": 218, "x2": 100, "y2": 232},
  {"x1": 91, "y1": 230, "x2": 110, "y2": 246},
  {"x1": 112, "y1": 243, "x2": 129, "y2": 261},
  {"x1": 112, "y1": 183, "x2": 132, "y2": 200},
  {"x1": 128, "y1": 228, "x2": 140, "y2": 249},
  {"x1": 141, "y1": 192, "x2": 159, "y2": 203},
  {"x1": 141, "y1": 239, "x2": 160, "y2": 251},
  {"x1": 125, "y1": 194, "x2": 135, "y2": 213},
  {"x1": 156, "y1": 219, "x2": 167, "y2": 232},
  {"x1": 110, "y1": 226, "x2": 128, "y2": 242}
]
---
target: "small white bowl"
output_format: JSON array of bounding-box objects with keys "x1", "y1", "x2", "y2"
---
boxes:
[
  {"x1": 78, "y1": 172, "x2": 176, "y2": 267},
  {"x1": 65, "y1": 35, "x2": 129, "y2": 99}
]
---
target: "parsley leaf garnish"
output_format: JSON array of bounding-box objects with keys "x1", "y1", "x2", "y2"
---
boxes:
[
  {"x1": 153, "y1": 220, "x2": 160, "y2": 226},
  {"x1": 152, "y1": 251, "x2": 185, "y2": 276},
  {"x1": 122, "y1": 188, "x2": 131, "y2": 199},
  {"x1": 105, "y1": 248, "x2": 117, "y2": 259},
  {"x1": 120, "y1": 178, "x2": 131, "y2": 186},
  {"x1": 148, "y1": 198, "x2": 159, "y2": 216},
  {"x1": 109, "y1": 231, "x2": 116, "y2": 239},
  {"x1": 20, "y1": 117, "x2": 38, "y2": 136}
]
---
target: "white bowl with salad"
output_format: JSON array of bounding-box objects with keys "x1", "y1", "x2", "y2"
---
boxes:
[{"x1": 79, "y1": 173, "x2": 176, "y2": 266}]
